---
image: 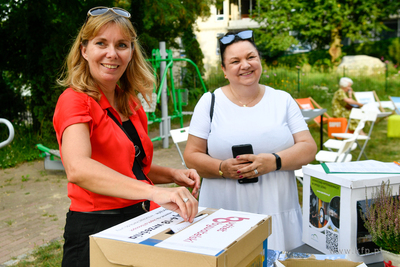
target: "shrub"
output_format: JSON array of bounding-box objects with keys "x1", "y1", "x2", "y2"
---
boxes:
[{"x1": 362, "y1": 181, "x2": 400, "y2": 254}]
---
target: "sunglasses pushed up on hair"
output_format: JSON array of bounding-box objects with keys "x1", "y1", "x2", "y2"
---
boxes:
[
  {"x1": 83, "y1": 6, "x2": 131, "y2": 27},
  {"x1": 219, "y1": 30, "x2": 254, "y2": 45},
  {"x1": 88, "y1": 6, "x2": 131, "y2": 18}
]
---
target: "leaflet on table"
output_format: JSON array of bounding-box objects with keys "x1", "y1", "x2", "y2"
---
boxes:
[
  {"x1": 267, "y1": 250, "x2": 367, "y2": 267},
  {"x1": 93, "y1": 207, "x2": 207, "y2": 243},
  {"x1": 322, "y1": 160, "x2": 400, "y2": 174},
  {"x1": 154, "y1": 209, "x2": 268, "y2": 256}
]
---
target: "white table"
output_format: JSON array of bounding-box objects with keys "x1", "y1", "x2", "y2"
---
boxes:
[{"x1": 301, "y1": 109, "x2": 326, "y2": 150}]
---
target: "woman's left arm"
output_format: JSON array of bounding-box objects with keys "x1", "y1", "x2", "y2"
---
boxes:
[
  {"x1": 272, "y1": 130, "x2": 317, "y2": 170},
  {"x1": 235, "y1": 130, "x2": 317, "y2": 178},
  {"x1": 147, "y1": 165, "x2": 201, "y2": 198}
]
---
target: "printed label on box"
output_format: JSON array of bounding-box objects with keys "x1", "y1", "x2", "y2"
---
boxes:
[
  {"x1": 309, "y1": 176, "x2": 341, "y2": 253},
  {"x1": 155, "y1": 209, "x2": 267, "y2": 256}
]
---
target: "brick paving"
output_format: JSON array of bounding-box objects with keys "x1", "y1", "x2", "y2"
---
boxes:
[{"x1": 0, "y1": 140, "x2": 186, "y2": 266}]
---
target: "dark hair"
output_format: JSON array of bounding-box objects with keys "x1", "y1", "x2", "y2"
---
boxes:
[{"x1": 219, "y1": 30, "x2": 260, "y2": 67}]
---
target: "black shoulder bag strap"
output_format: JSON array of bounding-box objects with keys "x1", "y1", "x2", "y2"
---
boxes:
[
  {"x1": 106, "y1": 109, "x2": 148, "y2": 181},
  {"x1": 206, "y1": 92, "x2": 215, "y2": 155},
  {"x1": 210, "y1": 92, "x2": 215, "y2": 123}
]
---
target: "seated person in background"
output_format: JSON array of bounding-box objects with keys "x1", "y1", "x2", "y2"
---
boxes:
[{"x1": 332, "y1": 77, "x2": 365, "y2": 134}]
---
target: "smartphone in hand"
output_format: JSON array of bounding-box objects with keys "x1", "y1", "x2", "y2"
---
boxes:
[{"x1": 232, "y1": 144, "x2": 258, "y2": 184}]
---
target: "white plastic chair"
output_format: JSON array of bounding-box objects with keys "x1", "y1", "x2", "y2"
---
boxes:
[
  {"x1": 169, "y1": 127, "x2": 189, "y2": 168},
  {"x1": 315, "y1": 119, "x2": 365, "y2": 163},
  {"x1": 294, "y1": 169, "x2": 304, "y2": 184},
  {"x1": 323, "y1": 108, "x2": 365, "y2": 153},
  {"x1": 354, "y1": 91, "x2": 392, "y2": 118},
  {"x1": 323, "y1": 139, "x2": 357, "y2": 153},
  {"x1": 0, "y1": 118, "x2": 14, "y2": 149},
  {"x1": 329, "y1": 109, "x2": 378, "y2": 161},
  {"x1": 316, "y1": 136, "x2": 357, "y2": 163},
  {"x1": 389, "y1": 96, "x2": 400, "y2": 115}
]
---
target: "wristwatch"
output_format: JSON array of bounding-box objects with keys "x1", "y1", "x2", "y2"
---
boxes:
[
  {"x1": 219, "y1": 161, "x2": 224, "y2": 177},
  {"x1": 272, "y1": 153, "x2": 281, "y2": 170}
]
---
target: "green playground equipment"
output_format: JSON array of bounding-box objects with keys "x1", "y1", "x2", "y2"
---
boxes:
[
  {"x1": 144, "y1": 47, "x2": 208, "y2": 142},
  {"x1": 36, "y1": 144, "x2": 65, "y2": 171},
  {"x1": 0, "y1": 118, "x2": 14, "y2": 149}
]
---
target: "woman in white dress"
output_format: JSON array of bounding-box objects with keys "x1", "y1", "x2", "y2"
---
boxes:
[{"x1": 183, "y1": 30, "x2": 317, "y2": 251}]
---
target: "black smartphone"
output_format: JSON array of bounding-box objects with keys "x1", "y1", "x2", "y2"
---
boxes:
[{"x1": 232, "y1": 144, "x2": 259, "y2": 184}]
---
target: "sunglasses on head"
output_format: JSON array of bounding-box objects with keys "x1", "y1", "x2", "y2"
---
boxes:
[
  {"x1": 219, "y1": 30, "x2": 254, "y2": 45},
  {"x1": 83, "y1": 6, "x2": 131, "y2": 27}
]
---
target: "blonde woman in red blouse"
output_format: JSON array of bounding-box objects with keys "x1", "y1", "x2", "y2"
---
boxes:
[{"x1": 55, "y1": 7, "x2": 200, "y2": 267}]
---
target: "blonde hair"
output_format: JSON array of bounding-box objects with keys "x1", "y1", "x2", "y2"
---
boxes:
[{"x1": 57, "y1": 11, "x2": 155, "y2": 116}]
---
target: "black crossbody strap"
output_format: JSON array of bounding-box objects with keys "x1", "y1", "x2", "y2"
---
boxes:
[
  {"x1": 107, "y1": 110, "x2": 132, "y2": 141},
  {"x1": 106, "y1": 109, "x2": 147, "y2": 181},
  {"x1": 210, "y1": 92, "x2": 215, "y2": 122},
  {"x1": 206, "y1": 92, "x2": 215, "y2": 155}
]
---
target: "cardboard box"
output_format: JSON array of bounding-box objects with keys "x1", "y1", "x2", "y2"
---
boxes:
[
  {"x1": 302, "y1": 164, "x2": 400, "y2": 264},
  {"x1": 90, "y1": 207, "x2": 271, "y2": 267}
]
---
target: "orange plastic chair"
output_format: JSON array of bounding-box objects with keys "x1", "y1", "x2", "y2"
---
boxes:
[
  {"x1": 295, "y1": 97, "x2": 331, "y2": 127},
  {"x1": 327, "y1": 117, "x2": 348, "y2": 138}
]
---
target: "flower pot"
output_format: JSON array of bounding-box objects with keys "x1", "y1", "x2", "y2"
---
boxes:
[{"x1": 381, "y1": 249, "x2": 400, "y2": 267}]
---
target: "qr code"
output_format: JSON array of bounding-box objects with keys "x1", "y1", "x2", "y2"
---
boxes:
[{"x1": 326, "y1": 229, "x2": 339, "y2": 253}]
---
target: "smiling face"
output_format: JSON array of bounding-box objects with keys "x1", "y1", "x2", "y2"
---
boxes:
[
  {"x1": 221, "y1": 41, "x2": 262, "y2": 87},
  {"x1": 81, "y1": 22, "x2": 133, "y2": 91}
]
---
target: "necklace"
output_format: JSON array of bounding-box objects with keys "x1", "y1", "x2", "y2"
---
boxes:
[{"x1": 229, "y1": 85, "x2": 261, "y2": 107}]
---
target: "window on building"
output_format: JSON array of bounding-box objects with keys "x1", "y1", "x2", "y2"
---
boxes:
[
  {"x1": 228, "y1": 0, "x2": 257, "y2": 19},
  {"x1": 216, "y1": 0, "x2": 224, "y2": 15},
  {"x1": 241, "y1": 0, "x2": 256, "y2": 18}
]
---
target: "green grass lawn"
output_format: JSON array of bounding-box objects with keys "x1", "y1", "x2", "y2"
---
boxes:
[{"x1": 9, "y1": 239, "x2": 63, "y2": 267}]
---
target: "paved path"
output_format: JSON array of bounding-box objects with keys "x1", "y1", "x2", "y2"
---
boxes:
[{"x1": 0, "y1": 139, "x2": 186, "y2": 266}]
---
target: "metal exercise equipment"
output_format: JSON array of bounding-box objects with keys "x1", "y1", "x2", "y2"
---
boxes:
[
  {"x1": 0, "y1": 118, "x2": 14, "y2": 149},
  {"x1": 144, "y1": 42, "x2": 207, "y2": 148},
  {"x1": 36, "y1": 143, "x2": 65, "y2": 171}
]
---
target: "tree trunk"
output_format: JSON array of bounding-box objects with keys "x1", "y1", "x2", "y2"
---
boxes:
[{"x1": 328, "y1": 27, "x2": 342, "y2": 65}]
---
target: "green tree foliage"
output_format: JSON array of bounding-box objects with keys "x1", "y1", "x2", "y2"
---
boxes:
[
  {"x1": 181, "y1": 27, "x2": 206, "y2": 102},
  {"x1": 0, "y1": 72, "x2": 27, "y2": 123},
  {"x1": 388, "y1": 38, "x2": 400, "y2": 65},
  {"x1": 129, "y1": 0, "x2": 213, "y2": 55},
  {"x1": 254, "y1": 0, "x2": 400, "y2": 63},
  {"x1": 0, "y1": 0, "x2": 114, "y2": 135},
  {"x1": 0, "y1": 0, "x2": 211, "y2": 136},
  {"x1": 132, "y1": 0, "x2": 211, "y2": 94}
]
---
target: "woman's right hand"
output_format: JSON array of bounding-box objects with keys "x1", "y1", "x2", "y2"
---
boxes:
[
  {"x1": 150, "y1": 186, "x2": 198, "y2": 223},
  {"x1": 220, "y1": 158, "x2": 251, "y2": 180},
  {"x1": 347, "y1": 88, "x2": 353, "y2": 97}
]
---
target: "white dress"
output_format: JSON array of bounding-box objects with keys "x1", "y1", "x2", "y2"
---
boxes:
[{"x1": 188, "y1": 86, "x2": 308, "y2": 251}]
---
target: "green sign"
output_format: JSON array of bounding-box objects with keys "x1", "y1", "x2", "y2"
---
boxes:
[{"x1": 310, "y1": 176, "x2": 341, "y2": 203}]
